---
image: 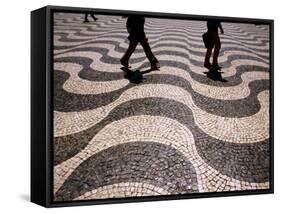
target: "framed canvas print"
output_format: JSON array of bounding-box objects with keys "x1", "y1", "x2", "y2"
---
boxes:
[{"x1": 31, "y1": 5, "x2": 274, "y2": 207}]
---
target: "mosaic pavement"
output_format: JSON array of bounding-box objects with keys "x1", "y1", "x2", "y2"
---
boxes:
[{"x1": 53, "y1": 13, "x2": 271, "y2": 202}]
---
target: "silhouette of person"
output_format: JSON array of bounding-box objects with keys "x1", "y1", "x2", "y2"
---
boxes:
[
  {"x1": 84, "y1": 13, "x2": 98, "y2": 23},
  {"x1": 120, "y1": 15, "x2": 160, "y2": 70},
  {"x1": 203, "y1": 20, "x2": 224, "y2": 69}
]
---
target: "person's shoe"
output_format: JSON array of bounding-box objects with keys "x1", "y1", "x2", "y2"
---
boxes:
[
  {"x1": 204, "y1": 62, "x2": 211, "y2": 69},
  {"x1": 83, "y1": 19, "x2": 89, "y2": 23},
  {"x1": 150, "y1": 58, "x2": 160, "y2": 70},
  {"x1": 151, "y1": 62, "x2": 160, "y2": 70},
  {"x1": 94, "y1": 17, "x2": 98, "y2": 21},
  {"x1": 120, "y1": 59, "x2": 129, "y2": 68}
]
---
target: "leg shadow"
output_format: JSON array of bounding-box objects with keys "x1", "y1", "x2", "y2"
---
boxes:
[
  {"x1": 121, "y1": 67, "x2": 156, "y2": 84},
  {"x1": 204, "y1": 68, "x2": 227, "y2": 82}
]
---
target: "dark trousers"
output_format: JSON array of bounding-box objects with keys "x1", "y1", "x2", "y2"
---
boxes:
[
  {"x1": 121, "y1": 38, "x2": 158, "y2": 65},
  {"x1": 84, "y1": 13, "x2": 97, "y2": 21}
]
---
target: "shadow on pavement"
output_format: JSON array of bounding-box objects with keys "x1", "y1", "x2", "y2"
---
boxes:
[
  {"x1": 204, "y1": 68, "x2": 227, "y2": 82},
  {"x1": 121, "y1": 67, "x2": 157, "y2": 84}
]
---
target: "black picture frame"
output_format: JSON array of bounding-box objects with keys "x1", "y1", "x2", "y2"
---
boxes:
[{"x1": 31, "y1": 5, "x2": 274, "y2": 208}]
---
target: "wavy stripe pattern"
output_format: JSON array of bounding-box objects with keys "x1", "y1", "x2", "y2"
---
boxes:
[{"x1": 53, "y1": 13, "x2": 271, "y2": 202}]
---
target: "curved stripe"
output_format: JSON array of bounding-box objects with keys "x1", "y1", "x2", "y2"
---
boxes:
[
  {"x1": 53, "y1": 23, "x2": 269, "y2": 47},
  {"x1": 53, "y1": 96, "x2": 269, "y2": 186},
  {"x1": 54, "y1": 139, "x2": 198, "y2": 200},
  {"x1": 54, "y1": 62, "x2": 129, "y2": 94},
  {"x1": 54, "y1": 52, "x2": 268, "y2": 88},
  {"x1": 74, "y1": 182, "x2": 171, "y2": 200},
  {"x1": 54, "y1": 83, "x2": 269, "y2": 144},
  {"x1": 54, "y1": 16, "x2": 123, "y2": 26},
  {"x1": 54, "y1": 32, "x2": 269, "y2": 55},
  {"x1": 144, "y1": 21, "x2": 269, "y2": 41},
  {"x1": 53, "y1": 40, "x2": 269, "y2": 68},
  {"x1": 53, "y1": 43, "x2": 269, "y2": 83},
  {"x1": 155, "y1": 66, "x2": 268, "y2": 100},
  {"x1": 57, "y1": 60, "x2": 269, "y2": 101},
  {"x1": 54, "y1": 14, "x2": 268, "y2": 43},
  {"x1": 55, "y1": 19, "x2": 269, "y2": 43},
  {"x1": 53, "y1": 97, "x2": 269, "y2": 176},
  {"x1": 53, "y1": 63, "x2": 268, "y2": 118},
  {"x1": 55, "y1": 14, "x2": 264, "y2": 35},
  {"x1": 54, "y1": 32, "x2": 268, "y2": 54},
  {"x1": 57, "y1": 23, "x2": 269, "y2": 45},
  {"x1": 54, "y1": 115, "x2": 269, "y2": 195},
  {"x1": 55, "y1": 38, "x2": 269, "y2": 64},
  {"x1": 55, "y1": 15, "x2": 124, "y2": 28},
  {"x1": 54, "y1": 25, "x2": 269, "y2": 48},
  {"x1": 54, "y1": 51, "x2": 269, "y2": 78},
  {"x1": 54, "y1": 39, "x2": 269, "y2": 64},
  {"x1": 54, "y1": 26, "x2": 269, "y2": 47},
  {"x1": 54, "y1": 41, "x2": 269, "y2": 65}
]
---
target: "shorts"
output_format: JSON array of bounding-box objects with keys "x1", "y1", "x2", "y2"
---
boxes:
[{"x1": 202, "y1": 31, "x2": 219, "y2": 49}]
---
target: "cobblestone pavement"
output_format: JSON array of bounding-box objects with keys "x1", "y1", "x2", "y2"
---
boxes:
[{"x1": 52, "y1": 13, "x2": 271, "y2": 202}]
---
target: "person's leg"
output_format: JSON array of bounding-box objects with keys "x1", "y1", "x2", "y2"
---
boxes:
[
  {"x1": 204, "y1": 47, "x2": 213, "y2": 69},
  {"x1": 90, "y1": 13, "x2": 98, "y2": 21},
  {"x1": 212, "y1": 35, "x2": 221, "y2": 66},
  {"x1": 84, "y1": 13, "x2": 89, "y2": 22},
  {"x1": 140, "y1": 39, "x2": 159, "y2": 69},
  {"x1": 120, "y1": 41, "x2": 138, "y2": 67},
  {"x1": 204, "y1": 32, "x2": 216, "y2": 69}
]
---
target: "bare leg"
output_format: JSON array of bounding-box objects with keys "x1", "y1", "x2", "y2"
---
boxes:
[
  {"x1": 121, "y1": 41, "x2": 138, "y2": 67},
  {"x1": 212, "y1": 36, "x2": 221, "y2": 65},
  {"x1": 204, "y1": 47, "x2": 213, "y2": 69}
]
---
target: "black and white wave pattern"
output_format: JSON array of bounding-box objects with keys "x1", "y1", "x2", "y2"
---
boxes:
[{"x1": 52, "y1": 13, "x2": 270, "y2": 202}]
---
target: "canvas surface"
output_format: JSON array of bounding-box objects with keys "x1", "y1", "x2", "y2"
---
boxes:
[{"x1": 52, "y1": 12, "x2": 270, "y2": 202}]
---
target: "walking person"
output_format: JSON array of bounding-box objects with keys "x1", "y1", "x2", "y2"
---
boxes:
[
  {"x1": 84, "y1": 13, "x2": 98, "y2": 23},
  {"x1": 120, "y1": 15, "x2": 160, "y2": 70},
  {"x1": 203, "y1": 20, "x2": 224, "y2": 69}
]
